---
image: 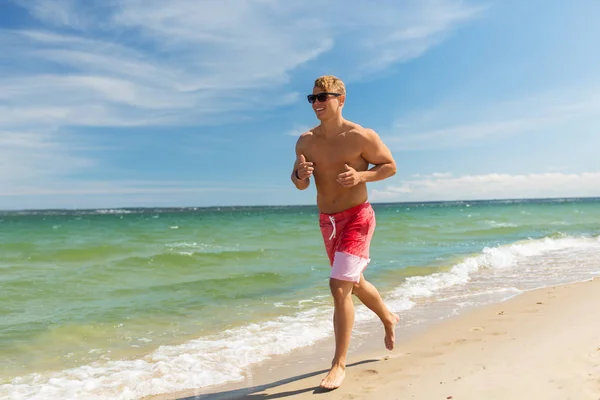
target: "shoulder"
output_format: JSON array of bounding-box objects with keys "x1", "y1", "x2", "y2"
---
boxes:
[
  {"x1": 295, "y1": 127, "x2": 317, "y2": 149},
  {"x1": 345, "y1": 122, "x2": 379, "y2": 141},
  {"x1": 298, "y1": 126, "x2": 319, "y2": 141}
]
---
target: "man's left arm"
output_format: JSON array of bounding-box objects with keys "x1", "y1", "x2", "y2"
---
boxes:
[{"x1": 358, "y1": 129, "x2": 397, "y2": 183}]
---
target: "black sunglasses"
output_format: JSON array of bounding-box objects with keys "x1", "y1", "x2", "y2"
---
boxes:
[{"x1": 307, "y1": 92, "x2": 341, "y2": 104}]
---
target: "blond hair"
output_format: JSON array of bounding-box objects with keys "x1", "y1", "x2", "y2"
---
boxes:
[{"x1": 314, "y1": 75, "x2": 346, "y2": 96}]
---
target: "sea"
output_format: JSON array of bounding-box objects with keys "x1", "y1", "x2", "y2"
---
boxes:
[{"x1": 1, "y1": 198, "x2": 599, "y2": 399}]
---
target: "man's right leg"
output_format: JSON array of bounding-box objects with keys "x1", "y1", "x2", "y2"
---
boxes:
[
  {"x1": 352, "y1": 274, "x2": 400, "y2": 350},
  {"x1": 320, "y1": 277, "x2": 354, "y2": 390}
]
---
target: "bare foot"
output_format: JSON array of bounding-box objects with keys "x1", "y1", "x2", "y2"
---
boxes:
[
  {"x1": 320, "y1": 364, "x2": 346, "y2": 390},
  {"x1": 384, "y1": 313, "x2": 400, "y2": 350}
]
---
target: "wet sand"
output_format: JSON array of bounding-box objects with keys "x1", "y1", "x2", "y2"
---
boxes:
[{"x1": 148, "y1": 278, "x2": 600, "y2": 400}]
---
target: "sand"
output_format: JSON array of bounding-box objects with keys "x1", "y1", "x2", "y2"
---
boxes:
[{"x1": 151, "y1": 278, "x2": 600, "y2": 400}]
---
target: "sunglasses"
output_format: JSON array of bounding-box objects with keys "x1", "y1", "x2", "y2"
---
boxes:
[{"x1": 307, "y1": 92, "x2": 341, "y2": 104}]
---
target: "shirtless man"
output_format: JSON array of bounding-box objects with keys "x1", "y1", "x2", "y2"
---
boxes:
[{"x1": 291, "y1": 75, "x2": 400, "y2": 390}]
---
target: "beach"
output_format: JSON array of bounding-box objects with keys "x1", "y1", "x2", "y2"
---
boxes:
[
  {"x1": 162, "y1": 277, "x2": 600, "y2": 400},
  {"x1": 1, "y1": 199, "x2": 599, "y2": 399}
]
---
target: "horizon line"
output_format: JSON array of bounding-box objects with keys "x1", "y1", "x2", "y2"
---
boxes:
[{"x1": 1, "y1": 196, "x2": 599, "y2": 213}]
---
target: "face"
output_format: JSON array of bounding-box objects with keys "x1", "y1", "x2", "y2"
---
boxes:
[{"x1": 309, "y1": 86, "x2": 344, "y2": 120}]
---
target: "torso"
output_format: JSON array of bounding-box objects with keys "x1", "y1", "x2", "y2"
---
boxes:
[{"x1": 298, "y1": 122, "x2": 370, "y2": 214}]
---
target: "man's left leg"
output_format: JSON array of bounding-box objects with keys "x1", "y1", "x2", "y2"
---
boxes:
[
  {"x1": 320, "y1": 277, "x2": 354, "y2": 390},
  {"x1": 352, "y1": 273, "x2": 400, "y2": 350}
]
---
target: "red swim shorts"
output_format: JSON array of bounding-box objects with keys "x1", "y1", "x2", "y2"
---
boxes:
[{"x1": 319, "y1": 202, "x2": 376, "y2": 283}]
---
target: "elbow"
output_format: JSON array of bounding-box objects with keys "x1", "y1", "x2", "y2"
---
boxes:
[
  {"x1": 299, "y1": 180, "x2": 310, "y2": 190},
  {"x1": 292, "y1": 178, "x2": 309, "y2": 190},
  {"x1": 389, "y1": 161, "x2": 397, "y2": 177}
]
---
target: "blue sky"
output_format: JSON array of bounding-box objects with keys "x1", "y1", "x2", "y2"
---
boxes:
[{"x1": 1, "y1": 0, "x2": 599, "y2": 210}]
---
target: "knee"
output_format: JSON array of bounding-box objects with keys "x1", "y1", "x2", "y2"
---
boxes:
[{"x1": 329, "y1": 278, "x2": 353, "y2": 302}]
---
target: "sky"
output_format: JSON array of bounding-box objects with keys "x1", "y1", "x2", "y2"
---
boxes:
[{"x1": 1, "y1": 0, "x2": 599, "y2": 210}]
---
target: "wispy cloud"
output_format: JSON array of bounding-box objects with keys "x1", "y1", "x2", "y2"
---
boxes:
[
  {"x1": 339, "y1": 1, "x2": 485, "y2": 76},
  {"x1": 285, "y1": 124, "x2": 313, "y2": 137},
  {"x1": 4, "y1": 0, "x2": 483, "y2": 129},
  {"x1": 386, "y1": 86, "x2": 600, "y2": 150},
  {"x1": 0, "y1": 176, "x2": 287, "y2": 210},
  {"x1": 2, "y1": 181, "x2": 283, "y2": 197},
  {"x1": 0, "y1": 130, "x2": 94, "y2": 184},
  {"x1": 1, "y1": 0, "x2": 482, "y2": 207},
  {"x1": 370, "y1": 172, "x2": 600, "y2": 202}
]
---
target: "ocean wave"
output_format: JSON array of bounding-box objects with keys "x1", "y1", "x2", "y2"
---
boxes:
[
  {"x1": 0, "y1": 288, "x2": 412, "y2": 400},
  {"x1": 387, "y1": 234, "x2": 600, "y2": 303},
  {"x1": 483, "y1": 220, "x2": 519, "y2": 228},
  {"x1": 4, "y1": 234, "x2": 599, "y2": 399},
  {"x1": 0, "y1": 305, "x2": 334, "y2": 399},
  {"x1": 164, "y1": 242, "x2": 240, "y2": 254}
]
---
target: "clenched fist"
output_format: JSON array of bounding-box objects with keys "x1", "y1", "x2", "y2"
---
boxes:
[
  {"x1": 337, "y1": 163, "x2": 363, "y2": 187},
  {"x1": 295, "y1": 154, "x2": 314, "y2": 180}
]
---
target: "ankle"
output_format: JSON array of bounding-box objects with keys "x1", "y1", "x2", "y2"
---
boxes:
[
  {"x1": 384, "y1": 312, "x2": 397, "y2": 324},
  {"x1": 331, "y1": 360, "x2": 346, "y2": 369}
]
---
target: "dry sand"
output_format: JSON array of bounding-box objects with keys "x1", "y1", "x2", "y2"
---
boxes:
[{"x1": 151, "y1": 278, "x2": 600, "y2": 400}]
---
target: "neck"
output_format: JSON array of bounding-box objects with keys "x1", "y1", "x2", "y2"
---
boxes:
[{"x1": 319, "y1": 114, "x2": 345, "y2": 138}]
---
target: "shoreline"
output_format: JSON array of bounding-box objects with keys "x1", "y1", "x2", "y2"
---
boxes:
[{"x1": 149, "y1": 277, "x2": 600, "y2": 400}]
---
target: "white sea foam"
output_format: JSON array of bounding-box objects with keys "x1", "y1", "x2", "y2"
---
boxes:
[
  {"x1": 3, "y1": 235, "x2": 599, "y2": 399},
  {"x1": 484, "y1": 220, "x2": 518, "y2": 228},
  {"x1": 94, "y1": 209, "x2": 132, "y2": 215},
  {"x1": 1, "y1": 307, "x2": 335, "y2": 400},
  {"x1": 387, "y1": 235, "x2": 600, "y2": 304},
  {"x1": 165, "y1": 242, "x2": 240, "y2": 254}
]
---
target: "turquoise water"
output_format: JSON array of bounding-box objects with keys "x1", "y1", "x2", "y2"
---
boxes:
[{"x1": 1, "y1": 199, "x2": 600, "y2": 399}]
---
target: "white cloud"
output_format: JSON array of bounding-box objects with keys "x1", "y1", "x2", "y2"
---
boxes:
[
  {"x1": 0, "y1": 176, "x2": 287, "y2": 210},
  {"x1": 285, "y1": 124, "x2": 314, "y2": 137},
  {"x1": 4, "y1": 0, "x2": 482, "y2": 129},
  {"x1": 386, "y1": 86, "x2": 600, "y2": 150},
  {"x1": 370, "y1": 172, "x2": 600, "y2": 202},
  {"x1": 13, "y1": 0, "x2": 86, "y2": 29},
  {"x1": 343, "y1": 1, "x2": 484, "y2": 75},
  {"x1": 1, "y1": 0, "x2": 482, "y2": 208},
  {"x1": 1, "y1": 181, "x2": 281, "y2": 197},
  {"x1": 0, "y1": 131, "x2": 94, "y2": 184}
]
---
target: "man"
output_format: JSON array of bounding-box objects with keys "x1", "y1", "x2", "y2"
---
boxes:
[{"x1": 291, "y1": 75, "x2": 400, "y2": 390}]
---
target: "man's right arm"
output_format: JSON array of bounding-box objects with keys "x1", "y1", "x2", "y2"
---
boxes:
[{"x1": 291, "y1": 138, "x2": 311, "y2": 190}]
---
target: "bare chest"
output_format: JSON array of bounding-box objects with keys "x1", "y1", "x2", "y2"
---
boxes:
[{"x1": 306, "y1": 137, "x2": 362, "y2": 171}]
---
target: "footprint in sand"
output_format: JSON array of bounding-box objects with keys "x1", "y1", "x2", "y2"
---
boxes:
[
  {"x1": 361, "y1": 369, "x2": 380, "y2": 376},
  {"x1": 583, "y1": 347, "x2": 600, "y2": 393},
  {"x1": 470, "y1": 326, "x2": 485, "y2": 332},
  {"x1": 442, "y1": 338, "x2": 481, "y2": 346},
  {"x1": 355, "y1": 369, "x2": 382, "y2": 385}
]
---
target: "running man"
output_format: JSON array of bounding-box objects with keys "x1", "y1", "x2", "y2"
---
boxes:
[{"x1": 291, "y1": 75, "x2": 400, "y2": 390}]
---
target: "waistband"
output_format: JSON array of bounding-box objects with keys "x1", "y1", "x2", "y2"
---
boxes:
[{"x1": 319, "y1": 201, "x2": 371, "y2": 221}]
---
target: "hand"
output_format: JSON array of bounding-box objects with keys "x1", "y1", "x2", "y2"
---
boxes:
[
  {"x1": 337, "y1": 164, "x2": 363, "y2": 187},
  {"x1": 296, "y1": 154, "x2": 314, "y2": 180}
]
